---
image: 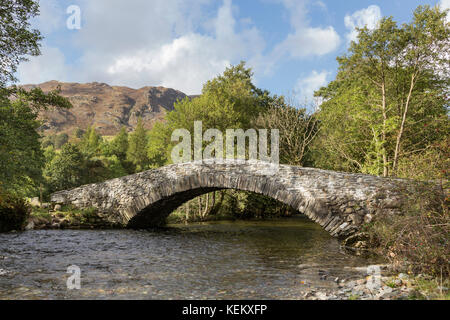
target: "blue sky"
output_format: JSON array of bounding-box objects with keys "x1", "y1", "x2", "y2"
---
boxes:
[{"x1": 17, "y1": 0, "x2": 449, "y2": 102}]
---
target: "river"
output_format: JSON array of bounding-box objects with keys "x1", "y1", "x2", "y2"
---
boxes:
[{"x1": 0, "y1": 216, "x2": 384, "y2": 299}]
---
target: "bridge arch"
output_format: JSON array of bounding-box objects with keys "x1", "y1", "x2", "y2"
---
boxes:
[{"x1": 51, "y1": 159, "x2": 405, "y2": 240}]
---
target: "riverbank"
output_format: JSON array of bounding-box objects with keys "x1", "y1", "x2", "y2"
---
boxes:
[
  {"x1": 303, "y1": 265, "x2": 449, "y2": 300},
  {"x1": 25, "y1": 205, "x2": 120, "y2": 230}
]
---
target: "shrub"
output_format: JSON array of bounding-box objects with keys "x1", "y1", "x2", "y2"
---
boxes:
[
  {"x1": 54, "y1": 133, "x2": 69, "y2": 149},
  {"x1": 0, "y1": 192, "x2": 30, "y2": 232},
  {"x1": 367, "y1": 182, "x2": 449, "y2": 278}
]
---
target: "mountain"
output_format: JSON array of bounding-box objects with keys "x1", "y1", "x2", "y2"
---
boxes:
[{"x1": 21, "y1": 81, "x2": 189, "y2": 136}]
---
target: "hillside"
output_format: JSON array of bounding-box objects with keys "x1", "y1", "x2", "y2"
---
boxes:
[{"x1": 21, "y1": 81, "x2": 189, "y2": 136}]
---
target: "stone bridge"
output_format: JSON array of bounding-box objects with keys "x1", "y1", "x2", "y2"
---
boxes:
[{"x1": 50, "y1": 160, "x2": 408, "y2": 240}]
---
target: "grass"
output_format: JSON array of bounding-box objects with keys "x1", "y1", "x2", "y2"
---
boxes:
[
  {"x1": 384, "y1": 280, "x2": 398, "y2": 289},
  {"x1": 30, "y1": 207, "x2": 52, "y2": 220},
  {"x1": 30, "y1": 204, "x2": 100, "y2": 225},
  {"x1": 408, "y1": 277, "x2": 450, "y2": 300}
]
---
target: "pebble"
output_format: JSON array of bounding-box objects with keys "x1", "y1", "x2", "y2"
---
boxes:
[
  {"x1": 300, "y1": 266, "x2": 419, "y2": 300},
  {"x1": 0, "y1": 269, "x2": 9, "y2": 276}
]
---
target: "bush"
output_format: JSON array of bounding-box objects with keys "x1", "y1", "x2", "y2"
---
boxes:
[
  {"x1": 395, "y1": 139, "x2": 449, "y2": 182},
  {"x1": 0, "y1": 193, "x2": 30, "y2": 232},
  {"x1": 367, "y1": 182, "x2": 449, "y2": 278},
  {"x1": 54, "y1": 133, "x2": 69, "y2": 149}
]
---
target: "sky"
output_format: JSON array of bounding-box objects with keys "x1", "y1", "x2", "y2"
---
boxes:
[{"x1": 17, "y1": 0, "x2": 450, "y2": 101}]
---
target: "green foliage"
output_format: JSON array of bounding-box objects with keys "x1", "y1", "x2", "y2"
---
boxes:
[
  {"x1": 313, "y1": 5, "x2": 449, "y2": 177},
  {"x1": 0, "y1": 0, "x2": 72, "y2": 202},
  {"x1": 43, "y1": 143, "x2": 85, "y2": 192},
  {"x1": 41, "y1": 136, "x2": 54, "y2": 148},
  {"x1": 74, "y1": 128, "x2": 85, "y2": 139},
  {"x1": 0, "y1": 0, "x2": 42, "y2": 87},
  {"x1": 41, "y1": 132, "x2": 69, "y2": 149},
  {"x1": 108, "y1": 126, "x2": 129, "y2": 161},
  {"x1": 147, "y1": 121, "x2": 172, "y2": 167},
  {"x1": 103, "y1": 155, "x2": 128, "y2": 179},
  {"x1": 79, "y1": 126, "x2": 102, "y2": 156},
  {"x1": 54, "y1": 133, "x2": 69, "y2": 149},
  {"x1": 256, "y1": 99, "x2": 319, "y2": 166},
  {"x1": 41, "y1": 126, "x2": 133, "y2": 195},
  {"x1": 146, "y1": 62, "x2": 273, "y2": 166},
  {"x1": 0, "y1": 77, "x2": 71, "y2": 198},
  {"x1": 367, "y1": 183, "x2": 449, "y2": 278},
  {"x1": 225, "y1": 191, "x2": 296, "y2": 219},
  {"x1": 127, "y1": 118, "x2": 149, "y2": 172},
  {"x1": 0, "y1": 98, "x2": 44, "y2": 196},
  {"x1": 0, "y1": 191, "x2": 30, "y2": 232},
  {"x1": 145, "y1": 62, "x2": 293, "y2": 219},
  {"x1": 396, "y1": 138, "x2": 449, "y2": 181}
]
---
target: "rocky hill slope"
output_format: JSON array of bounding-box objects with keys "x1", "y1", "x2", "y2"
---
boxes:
[{"x1": 21, "y1": 81, "x2": 188, "y2": 136}]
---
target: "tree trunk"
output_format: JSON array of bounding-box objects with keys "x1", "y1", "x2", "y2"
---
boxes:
[
  {"x1": 198, "y1": 197, "x2": 202, "y2": 219},
  {"x1": 202, "y1": 193, "x2": 210, "y2": 219},
  {"x1": 381, "y1": 82, "x2": 389, "y2": 177},
  {"x1": 393, "y1": 73, "x2": 416, "y2": 173},
  {"x1": 185, "y1": 201, "x2": 190, "y2": 223},
  {"x1": 211, "y1": 191, "x2": 216, "y2": 212}
]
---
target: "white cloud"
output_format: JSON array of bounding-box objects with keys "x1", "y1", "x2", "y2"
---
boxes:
[
  {"x1": 440, "y1": 0, "x2": 450, "y2": 22},
  {"x1": 104, "y1": 34, "x2": 232, "y2": 93},
  {"x1": 441, "y1": 0, "x2": 450, "y2": 9},
  {"x1": 32, "y1": 0, "x2": 65, "y2": 35},
  {"x1": 19, "y1": 0, "x2": 266, "y2": 94},
  {"x1": 273, "y1": 26, "x2": 340, "y2": 59},
  {"x1": 344, "y1": 5, "x2": 382, "y2": 43},
  {"x1": 266, "y1": 0, "x2": 340, "y2": 73},
  {"x1": 18, "y1": 0, "x2": 341, "y2": 94},
  {"x1": 86, "y1": 0, "x2": 265, "y2": 94},
  {"x1": 17, "y1": 46, "x2": 69, "y2": 84},
  {"x1": 294, "y1": 70, "x2": 330, "y2": 103}
]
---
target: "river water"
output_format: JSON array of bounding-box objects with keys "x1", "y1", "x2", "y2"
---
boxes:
[{"x1": 0, "y1": 216, "x2": 384, "y2": 299}]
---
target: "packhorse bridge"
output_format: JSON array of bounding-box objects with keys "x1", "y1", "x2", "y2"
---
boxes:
[{"x1": 51, "y1": 160, "x2": 407, "y2": 241}]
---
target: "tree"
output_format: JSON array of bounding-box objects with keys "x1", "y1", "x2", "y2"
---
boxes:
[
  {"x1": 127, "y1": 118, "x2": 149, "y2": 172},
  {"x1": 256, "y1": 98, "x2": 319, "y2": 166},
  {"x1": 0, "y1": 0, "x2": 42, "y2": 87},
  {"x1": 54, "y1": 133, "x2": 69, "y2": 149},
  {"x1": 103, "y1": 155, "x2": 127, "y2": 179},
  {"x1": 74, "y1": 128, "x2": 85, "y2": 139},
  {"x1": 390, "y1": 6, "x2": 449, "y2": 172},
  {"x1": 43, "y1": 143, "x2": 85, "y2": 192},
  {"x1": 147, "y1": 121, "x2": 172, "y2": 167},
  {"x1": 0, "y1": 98, "x2": 44, "y2": 195},
  {"x1": 168, "y1": 62, "x2": 267, "y2": 134},
  {"x1": 80, "y1": 126, "x2": 102, "y2": 156},
  {"x1": 0, "y1": 0, "x2": 71, "y2": 196},
  {"x1": 108, "y1": 126, "x2": 129, "y2": 161},
  {"x1": 146, "y1": 62, "x2": 291, "y2": 220},
  {"x1": 147, "y1": 62, "x2": 272, "y2": 166},
  {"x1": 0, "y1": 88, "x2": 71, "y2": 196},
  {"x1": 313, "y1": 5, "x2": 449, "y2": 177}
]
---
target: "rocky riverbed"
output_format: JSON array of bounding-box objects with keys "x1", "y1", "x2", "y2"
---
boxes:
[{"x1": 303, "y1": 266, "x2": 447, "y2": 300}]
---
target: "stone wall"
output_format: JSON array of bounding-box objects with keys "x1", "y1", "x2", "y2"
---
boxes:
[{"x1": 51, "y1": 159, "x2": 408, "y2": 239}]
